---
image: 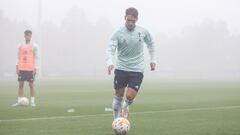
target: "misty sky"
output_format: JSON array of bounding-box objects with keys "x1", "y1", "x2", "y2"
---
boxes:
[
  {"x1": 0, "y1": 0, "x2": 239, "y2": 36},
  {"x1": 0, "y1": 0, "x2": 240, "y2": 79}
]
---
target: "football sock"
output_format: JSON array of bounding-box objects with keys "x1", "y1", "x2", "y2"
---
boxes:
[
  {"x1": 112, "y1": 96, "x2": 123, "y2": 119},
  {"x1": 122, "y1": 99, "x2": 133, "y2": 111},
  {"x1": 31, "y1": 97, "x2": 35, "y2": 103},
  {"x1": 17, "y1": 97, "x2": 21, "y2": 103}
]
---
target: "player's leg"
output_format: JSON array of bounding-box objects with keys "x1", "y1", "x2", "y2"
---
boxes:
[
  {"x1": 13, "y1": 81, "x2": 24, "y2": 106},
  {"x1": 112, "y1": 88, "x2": 124, "y2": 119},
  {"x1": 12, "y1": 71, "x2": 25, "y2": 106},
  {"x1": 29, "y1": 81, "x2": 36, "y2": 106},
  {"x1": 112, "y1": 69, "x2": 128, "y2": 119},
  {"x1": 18, "y1": 81, "x2": 24, "y2": 97},
  {"x1": 28, "y1": 71, "x2": 36, "y2": 106},
  {"x1": 121, "y1": 88, "x2": 137, "y2": 119},
  {"x1": 122, "y1": 71, "x2": 143, "y2": 119},
  {"x1": 18, "y1": 71, "x2": 25, "y2": 98}
]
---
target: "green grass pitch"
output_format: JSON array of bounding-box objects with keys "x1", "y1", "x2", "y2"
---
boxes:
[{"x1": 0, "y1": 79, "x2": 240, "y2": 135}]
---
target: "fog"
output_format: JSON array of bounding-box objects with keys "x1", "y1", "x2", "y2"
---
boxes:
[{"x1": 0, "y1": 0, "x2": 240, "y2": 80}]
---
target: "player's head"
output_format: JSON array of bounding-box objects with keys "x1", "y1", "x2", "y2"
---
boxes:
[
  {"x1": 24, "y1": 30, "x2": 32, "y2": 42},
  {"x1": 125, "y1": 7, "x2": 138, "y2": 31}
]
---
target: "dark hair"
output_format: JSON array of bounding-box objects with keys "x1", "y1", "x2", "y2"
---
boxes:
[
  {"x1": 125, "y1": 7, "x2": 138, "y2": 18},
  {"x1": 24, "y1": 30, "x2": 32, "y2": 35}
]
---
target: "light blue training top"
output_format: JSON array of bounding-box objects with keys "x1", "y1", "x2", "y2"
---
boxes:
[{"x1": 106, "y1": 26, "x2": 156, "y2": 72}]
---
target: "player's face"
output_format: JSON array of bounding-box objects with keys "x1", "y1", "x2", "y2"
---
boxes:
[
  {"x1": 24, "y1": 33, "x2": 32, "y2": 42},
  {"x1": 125, "y1": 15, "x2": 138, "y2": 31}
]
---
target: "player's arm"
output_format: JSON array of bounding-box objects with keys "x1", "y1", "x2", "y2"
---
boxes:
[
  {"x1": 144, "y1": 30, "x2": 157, "y2": 71},
  {"x1": 33, "y1": 43, "x2": 40, "y2": 75},
  {"x1": 106, "y1": 33, "x2": 118, "y2": 75},
  {"x1": 16, "y1": 45, "x2": 20, "y2": 75}
]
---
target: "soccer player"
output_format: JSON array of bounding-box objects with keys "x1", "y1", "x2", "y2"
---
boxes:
[
  {"x1": 12, "y1": 30, "x2": 40, "y2": 107},
  {"x1": 106, "y1": 7, "x2": 156, "y2": 119}
]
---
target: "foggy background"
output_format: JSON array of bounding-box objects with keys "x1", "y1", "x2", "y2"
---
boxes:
[{"x1": 0, "y1": 0, "x2": 240, "y2": 80}]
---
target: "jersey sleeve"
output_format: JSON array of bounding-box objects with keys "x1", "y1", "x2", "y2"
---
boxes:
[
  {"x1": 16, "y1": 44, "x2": 20, "y2": 66},
  {"x1": 144, "y1": 30, "x2": 157, "y2": 63},
  {"x1": 33, "y1": 43, "x2": 40, "y2": 69},
  {"x1": 106, "y1": 32, "x2": 118, "y2": 67}
]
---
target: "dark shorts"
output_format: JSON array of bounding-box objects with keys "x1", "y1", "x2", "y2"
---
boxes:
[
  {"x1": 18, "y1": 71, "x2": 35, "y2": 82},
  {"x1": 114, "y1": 69, "x2": 144, "y2": 92}
]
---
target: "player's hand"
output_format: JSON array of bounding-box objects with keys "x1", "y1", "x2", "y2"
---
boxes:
[
  {"x1": 150, "y1": 62, "x2": 156, "y2": 71},
  {"x1": 107, "y1": 65, "x2": 114, "y2": 75},
  {"x1": 33, "y1": 68, "x2": 37, "y2": 76},
  {"x1": 16, "y1": 69, "x2": 20, "y2": 75}
]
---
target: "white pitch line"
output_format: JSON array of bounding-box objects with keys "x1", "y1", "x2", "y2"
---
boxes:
[
  {"x1": 130, "y1": 105, "x2": 240, "y2": 115},
  {"x1": 1, "y1": 105, "x2": 240, "y2": 123},
  {"x1": 0, "y1": 113, "x2": 110, "y2": 123}
]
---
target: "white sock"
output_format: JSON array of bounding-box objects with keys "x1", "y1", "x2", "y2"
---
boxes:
[
  {"x1": 112, "y1": 96, "x2": 123, "y2": 119},
  {"x1": 31, "y1": 97, "x2": 35, "y2": 103},
  {"x1": 122, "y1": 99, "x2": 133, "y2": 111},
  {"x1": 17, "y1": 97, "x2": 22, "y2": 103}
]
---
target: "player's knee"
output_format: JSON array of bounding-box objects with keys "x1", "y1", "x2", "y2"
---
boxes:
[
  {"x1": 19, "y1": 82, "x2": 24, "y2": 89},
  {"x1": 116, "y1": 93, "x2": 124, "y2": 97},
  {"x1": 115, "y1": 89, "x2": 125, "y2": 97},
  {"x1": 126, "y1": 95, "x2": 134, "y2": 101},
  {"x1": 19, "y1": 85, "x2": 24, "y2": 89},
  {"x1": 29, "y1": 83, "x2": 34, "y2": 89}
]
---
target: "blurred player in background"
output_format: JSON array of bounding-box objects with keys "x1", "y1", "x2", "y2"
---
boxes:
[{"x1": 13, "y1": 30, "x2": 40, "y2": 107}]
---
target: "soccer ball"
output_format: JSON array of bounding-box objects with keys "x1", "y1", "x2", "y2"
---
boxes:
[
  {"x1": 112, "y1": 117, "x2": 130, "y2": 135},
  {"x1": 19, "y1": 97, "x2": 29, "y2": 106}
]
